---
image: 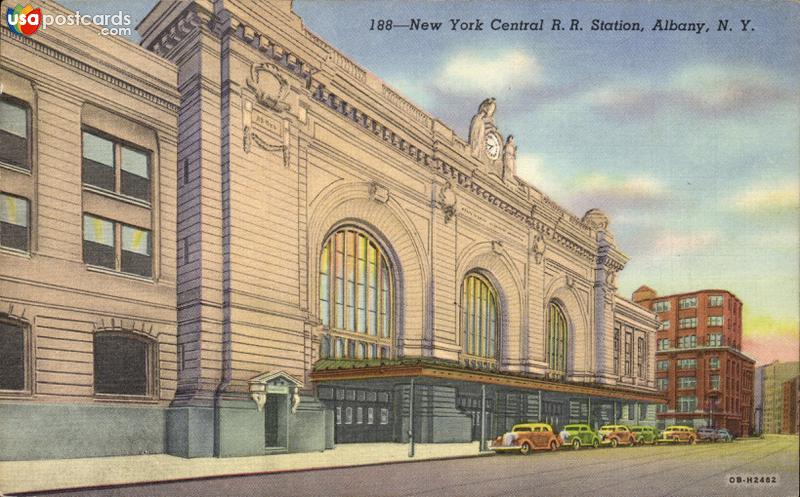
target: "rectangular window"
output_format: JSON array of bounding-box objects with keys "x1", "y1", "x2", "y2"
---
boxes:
[
  {"x1": 660, "y1": 320, "x2": 670, "y2": 331},
  {"x1": 657, "y1": 338, "x2": 670, "y2": 351},
  {"x1": 677, "y1": 335, "x2": 697, "y2": 348},
  {"x1": 0, "y1": 98, "x2": 30, "y2": 169},
  {"x1": 656, "y1": 404, "x2": 667, "y2": 414},
  {"x1": 367, "y1": 407, "x2": 374, "y2": 425},
  {"x1": 679, "y1": 318, "x2": 697, "y2": 329},
  {"x1": 93, "y1": 333, "x2": 149, "y2": 396},
  {"x1": 707, "y1": 333, "x2": 722, "y2": 347},
  {"x1": 708, "y1": 295, "x2": 723, "y2": 307},
  {"x1": 83, "y1": 214, "x2": 152, "y2": 277},
  {"x1": 677, "y1": 396, "x2": 697, "y2": 412},
  {"x1": 345, "y1": 406, "x2": 353, "y2": 424},
  {"x1": 656, "y1": 378, "x2": 668, "y2": 391},
  {"x1": 637, "y1": 336, "x2": 645, "y2": 379},
  {"x1": 380, "y1": 407, "x2": 389, "y2": 425},
  {"x1": 613, "y1": 323, "x2": 620, "y2": 374},
  {"x1": 707, "y1": 316, "x2": 724, "y2": 327},
  {"x1": 652, "y1": 301, "x2": 670, "y2": 313},
  {"x1": 624, "y1": 329, "x2": 632, "y2": 376},
  {"x1": 678, "y1": 376, "x2": 697, "y2": 389},
  {"x1": 709, "y1": 357, "x2": 720, "y2": 369},
  {"x1": 679, "y1": 297, "x2": 697, "y2": 309},
  {"x1": 657, "y1": 360, "x2": 669, "y2": 371},
  {"x1": 710, "y1": 375, "x2": 720, "y2": 390},
  {"x1": 0, "y1": 319, "x2": 26, "y2": 391},
  {"x1": 82, "y1": 130, "x2": 151, "y2": 203},
  {"x1": 677, "y1": 359, "x2": 697, "y2": 370},
  {"x1": 336, "y1": 406, "x2": 342, "y2": 425},
  {"x1": 0, "y1": 193, "x2": 30, "y2": 252}
]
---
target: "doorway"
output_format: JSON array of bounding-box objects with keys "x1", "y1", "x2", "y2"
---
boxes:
[{"x1": 265, "y1": 393, "x2": 288, "y2": 450}]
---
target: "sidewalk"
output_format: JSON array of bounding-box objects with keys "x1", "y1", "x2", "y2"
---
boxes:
[{"x1": 0, "y1": 442, "x2": 490, "y2": 495}]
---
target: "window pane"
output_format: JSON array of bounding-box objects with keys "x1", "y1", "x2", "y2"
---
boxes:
[
  {"x1": 83, "y1": 215, "x2": 115, "y2": 269},
  {"x1": 82, "y1": 132, "x2": 115, "y2": 191},
  {"x1": 121, "y1": 147, "x2": 150, "y2": 201},
  {"x1": 0, "y1": 194, "x2": 29, "y2": 251},
  {"x1": 94, "y1": 334, "x2": 148, "y2": 395},
  {"x1": 0, "y1": 100, "x2": 28, "y2": 168},
  {"x1": 121, "y1": 225, "x2": 152, "y2": 277},
  {"x1": 0, "y1": 320, "x2": 25, "y2": 390},
  {"x1": 320, "y1": 243, "x2": 330, "y2": 327}
]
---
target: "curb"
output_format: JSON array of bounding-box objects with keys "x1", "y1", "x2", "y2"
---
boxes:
[{"x1": 8, "y1": 451, "x2": 495, "y2": 496}]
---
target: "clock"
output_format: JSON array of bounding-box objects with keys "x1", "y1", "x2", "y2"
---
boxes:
[{"x1": 485, "y1": 132, "x2": 501, "y2": 160}]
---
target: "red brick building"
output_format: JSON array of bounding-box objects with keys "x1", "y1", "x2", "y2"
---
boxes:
[
  {"x1": 782, "y1": 376, "x2": 799, "y2": 434},
  {"x1": 632, "y1": 287, "x2": 755, "y2": 436}
]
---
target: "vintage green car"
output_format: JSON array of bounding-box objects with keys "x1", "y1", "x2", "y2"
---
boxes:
[
  {"x1": 630, "y1": 425, "x2": 660, "y2": 445},
  {"x1": 559, "y1": 424, "x2": 601, "y2": 450}
]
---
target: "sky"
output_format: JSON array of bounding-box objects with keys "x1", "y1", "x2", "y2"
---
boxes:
[{"x1": 60, "y1": 0, "x2": 800, "y2": 366}]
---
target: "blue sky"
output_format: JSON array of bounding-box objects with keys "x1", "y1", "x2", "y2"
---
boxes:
[{"x1": 60, "y1": 0, "x2": 799, "y2": 364}]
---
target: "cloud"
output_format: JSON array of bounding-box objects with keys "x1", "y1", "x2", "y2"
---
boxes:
[
  {"x1": 734, "y1": 181, "x2": 799, "y2": 215},
  {"x1": 574, "y1": 173, "x2": 666, "y2": 200},
  {"x1": 652, "y1": 231, "x2": 720, "y2": 255},
  {"x1": 515, "y1": 152, "x2": 564, "y2": 198},
  {"x1": 435, "y1": 49, "x2": 540, "y2": 96},
  {"x1": 585, "y1": 64, "x2": 791, "y2": 119}
]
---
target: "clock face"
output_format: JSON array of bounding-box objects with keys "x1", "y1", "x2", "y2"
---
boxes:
[{"x1": 485, "y1": 133, "x2": 501, "y2": 160}]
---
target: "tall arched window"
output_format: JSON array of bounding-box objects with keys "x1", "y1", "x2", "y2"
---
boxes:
[
  {"x1": 461, "y1": 273, "x2": 498, "y2": 368},
  {"x1": 547, "y1": 302, "x2": 568, "y2": 377},
  {"x1": 319, "y1": 227, "x2": 393, "y2": 359}
]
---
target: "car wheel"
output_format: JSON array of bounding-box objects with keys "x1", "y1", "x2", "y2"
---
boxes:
[
  {"x1": 610, "y1": 438, "x2": 619, "y2": 448},
  {"x1": 673, "y1": 436, "x2": 680, "y2": 443},
  {"x1": 689, "y1": 437, "x2": 696, "y2": 445},
  {"x1": 572, "y1": 439, "x2": 581, "y2": 450},
  {"x1": 550, "y1": 441, "x2": 558, "y2": 451},
  {"x1": 592, "y1": 439, "x2": 600, "y2": 449},
  {"x1": 520, "y1": 442, "x2": 532, "y2": 455}
]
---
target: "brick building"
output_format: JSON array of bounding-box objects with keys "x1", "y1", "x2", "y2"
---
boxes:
[
  {"x1": 632, "y1": 287, "x2": 755, "y2": 436},
  {"x1": 781, "y1": 376, "x2": 799, "y2": 434}
]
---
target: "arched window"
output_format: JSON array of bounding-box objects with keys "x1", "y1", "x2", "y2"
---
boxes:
[
  {"x1": 93, "y1": 331, "x2": 154, "y2": 397},
  {"x1": 0, "y1": 315, "x2": 29, "y2": 392},
  {"x1": 319, "y1": 227, "x2": 393, "y2": 359},
  {"x1": 547, "y1": 302, "x2": 568, "y2": 376},
  {"x1": 461, "y1": 273, "x2": 498, "y2": 368}
]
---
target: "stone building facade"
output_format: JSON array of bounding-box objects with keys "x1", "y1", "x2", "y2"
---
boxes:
[
  {"x1": 2, "y1": 0, "x2": 660, "y2": 460},
  {"x1": 1, "y1": 0, "x2": 179, "y2": 460}
]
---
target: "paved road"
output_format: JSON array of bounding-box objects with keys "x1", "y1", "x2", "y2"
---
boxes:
[{"x1": 21, "y1": 436, "x2": 799, "y2": 497}]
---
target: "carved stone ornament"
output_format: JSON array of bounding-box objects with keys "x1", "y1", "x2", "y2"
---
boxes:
[
  {"x1": 582, "y1": 208, "x2": 610, "y2": 231},
  {"x1": 605, "y1": 270, "x2": 617, "y2": 289},
  {"x1": 291, "y1": 387, "x2": 301, "y2": 414},
  {"x1": 566, "y1": 274, "x2": 575, "y2": 289},
  {"x1": 246, "y1": 62, "x2": 290, "y2": 112},
  {"x1": 492, "y1": 240, "x2": 504, "y2": 255},
  {"x1": 468, "y1": 97, "x2": 497, "y2": 160},
  {"x1": 251, "y1": 392, "x2": 267, "y2": 412},
  {"x1": 530, "y1": 229, "x2": 546, "y2": 264},
  {"x1": 369, "y1": 182, "x2": 390, "y2": 203},
  {"x1": 248, "y1": 370, "x2": 303, "y2": 413},
  {"x1": 437, "y1": 181, "x2": 457, "y2": 224}
]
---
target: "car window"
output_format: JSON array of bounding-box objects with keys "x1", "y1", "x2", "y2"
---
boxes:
[{"x1": 513, "y1": 427, "x2": 531, "y2": 432}]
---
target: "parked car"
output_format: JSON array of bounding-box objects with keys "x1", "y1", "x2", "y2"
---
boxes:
[
  {"x1": 598, "y1": 424, "x2": 637, "y2": 447},
  {"x1": 630, "y1": 425, "x2": 660, "y2": 445},
  {"x1": 491, "y1": 423, "x2": 562, "y2": 455},
  {"x1": 715, "y1": 428, "x2": 734, "y2": 442},
  {"x1": 659, "y1": 425, "x2": 697, "y2": 444},
  {"x1": 560, "y1": 424, "x2": 601, "y2": 450},
  {"x1": 697, "y1": 427, "x2": 718, "y2": 442}
]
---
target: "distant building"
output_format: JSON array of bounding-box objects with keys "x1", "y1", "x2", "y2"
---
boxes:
[
  {"x1": 781, "y1": 376, "x2": 799, "y2": 434},
  {"x1": 753, "y1": 367, "x2": 764, "y2": 435},
  {"x1": 632, "y1": 287, "x2": 755, "y2": 436},
  {"x1": 758, "y1": 361, "x2": 800, "y2": 433}
]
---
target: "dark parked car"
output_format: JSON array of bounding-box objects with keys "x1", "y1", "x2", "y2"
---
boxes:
[{"x1": 715, "y1": 428, "x2": 734, "y2": 442}]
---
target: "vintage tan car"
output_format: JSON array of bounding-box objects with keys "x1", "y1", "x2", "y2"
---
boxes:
[
  {"x1": 659, "y1": 425, "x2": 698, "y2": 444},
  {"x1": 597, "y1": 424, "x2": 637, "y2": 447},
  {"x1": 491, "y1": 422, "x2": 562, "y2": 455}
]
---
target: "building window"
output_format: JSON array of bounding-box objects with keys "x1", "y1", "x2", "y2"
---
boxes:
[
  {"x1": 710, "y1": 374, "x2": 720, "y2": 390},
  {"x1": 319, "y1": 228, "x2": 393, "y2": 357},
  {"x1": 708, "y1": 295, "x2": 723, "y2": 307},
  {"x1": 657, "y1": 338, "x2": 670, "y2": 351},
  {"x1": 462, "y1": 274, "x2": 499, "y2": 367},
  {"x1": 83, "y1": 215, "x2": 152, "y2": 277},
  {"x1": 0, "y1": 316, "x2": 28, "y2": 391},
  {"x1": 657, "y1": 378, "x2": 668, "y2": 391},
  {"x1": 624, "y1": 327, "x2": 633, "y2": 376},
  {"x1": 637, "y1": 336, "x2": 646, "y2": 379},
  {"x1": 679, "y1": 297, "x2": 697, "y2": 309},
  {"x1": 652, "y1": 301, "x2": 670, "y2": 313},
  {"x1": 0, "y1": 97, "x2": 30, "y2": 170},
  {"x1": 678, "y1": 318, "x2": 697, "y2": 329},
  {"x1": 677, "y1": 396, "x2": 697, "y2": 412},
  {"x1": 709, "y1": 357, "x2": 720, "y2": 369},
  {"x1": 93, "y1": 331, "x2": 154, "y2": 397},
  {"x1": 657, "y1": 360, "x2": 669, "y2": 371},
  {"x1": 707, "y1": 316, "x2": 724, "y2": 327},
  {"x1": 656, "y1": 404, "x2": 667, "y2": 414},
  {"x1": 678, "y1": 376, "x2": 697, "y2": 389},
  {"x1": 659, "y1": 320, "x2": 670, "y2": 331},
  {"x1": 707, "y1": 333, "x2": 722, "y2": 347},
  {"x1": 613, "y1": 323, "x2": 620, "y2": 374},
  {"x1": 677, "y1": 359, "x2": 697, "y2": 370},
  {"x1": 0, "y1": 193, "x2": 29, "y2": 252},
  {"x1": 677, "y1": 335, "x2": 697, "y2": 348},
  {"x1": 82, "y1": 130, "x2": 151, "y2": 203},
  {"x1": 546, "y1": 301, "x2": 568, "y2": 375}
]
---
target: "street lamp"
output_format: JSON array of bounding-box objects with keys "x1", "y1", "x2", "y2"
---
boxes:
[{"x1": 707, "y1": 391, "x2": 720, "y2": 429}]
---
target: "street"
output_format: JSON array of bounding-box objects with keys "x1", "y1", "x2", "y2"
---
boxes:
[{"x1": 17, "y1": 435, "x2": 798, "y2": 497}]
